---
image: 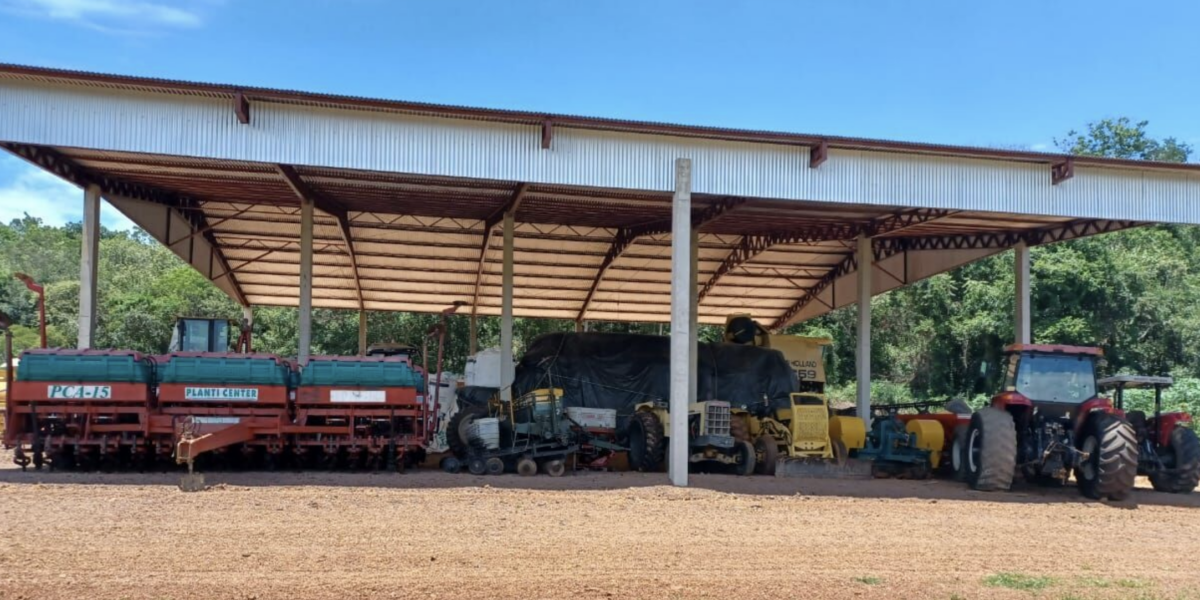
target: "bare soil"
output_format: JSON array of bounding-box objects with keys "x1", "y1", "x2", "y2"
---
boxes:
[{"x1": 0, "y1": 455, "x2": 1197, "y2": 600}]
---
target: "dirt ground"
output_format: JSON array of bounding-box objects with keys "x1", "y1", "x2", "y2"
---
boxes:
[{"x1": 0, "y1": 456, "x2": 1198, "y2": 600}]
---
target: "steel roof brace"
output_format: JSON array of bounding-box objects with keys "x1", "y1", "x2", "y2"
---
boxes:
[
  {"x1": 541, "y1": 119, "x2": 553, "y2": 150},
  {"x1": 1052, "y1": 158, "x2": 1074, "y2": 185},
  {"x1": 809, "y1": 139, "x2": 829, "y2": 168},
  {"x1": 276, "y1": 164, "x2": 363, "y2": 312},
  {"x1": 234, "y1": 91, "x2": 250, "y2": 125},
  {"x1": 471, "y1": 183, "x2": 528, "y2": 316}
]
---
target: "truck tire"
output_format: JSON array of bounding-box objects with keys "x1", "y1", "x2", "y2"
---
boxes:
[
  {"x1": 950, "y1": 424, "x2": 970, "y2": 482},
  {"x1": 966, "y1": 407, "x2": 1017, "y2": 491},
  {"x1": 733, "y1": 440, "x2": 756, "y2": 476},
  {"x1": 447, "y1": 404, "x2": 488, "y2": 459},
  {"x1": 627, "y1": 411, "x2": 665, "y2": 472},
  {"x1": 1149, "y1": 426, "x2": 1200, "y2": 494},
  {"x1": 1077, "y1": 414, "x2": 1138, "y2": 501},
  {"x1": 754, "y1": 434, "x2": 779, "y2": 476}
]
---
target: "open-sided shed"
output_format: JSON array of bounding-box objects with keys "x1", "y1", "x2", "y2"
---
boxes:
[{"x1": 2, "y1": 64, "x2": 1198, "y2": 484}]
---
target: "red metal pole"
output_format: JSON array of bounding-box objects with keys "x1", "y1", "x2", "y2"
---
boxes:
[
  {"x1": 427, "y1": 302, "x2": 465, "y2": 439},
  {"x1": 14, "y1": 274, "x2": 46, "y2": 348}
]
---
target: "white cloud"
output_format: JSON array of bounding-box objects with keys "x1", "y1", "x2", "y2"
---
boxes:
[
  {"x1": 0, "y1": 158, "x2": 137, "y2": 231},
  {"x1": 1, "y1": 0, "x2": 210, "y2": 32}
]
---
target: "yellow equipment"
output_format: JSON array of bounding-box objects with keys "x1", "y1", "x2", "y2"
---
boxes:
[{"x1": 627, "y1": 399, "x2": 756, "y2": 476}]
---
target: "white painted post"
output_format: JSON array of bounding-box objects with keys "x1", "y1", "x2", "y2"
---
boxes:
[
  {"x1": 856, "y1": 235, "x2": 873, "y2": 427},
  {"x1": 669, "y1": 158, "x2": 693, "y2": 487},
  {"x1": 358, "y1": 310, "x2": 368, "y2": 356},
  {"x1": 77, "y1": 184, "x2": 101, "y2": 349},
  {"x1": 297, "y1": 196, "x2": 314, "y2": 365},
  {"x1": 1015, "y1": 241, "x2": 1032, "y2": 345},
  {"x1": 500, "y1": 211, "x2": 515, "y2": 402}
]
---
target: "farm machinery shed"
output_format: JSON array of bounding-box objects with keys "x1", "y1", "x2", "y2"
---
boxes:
[{"x1": 2, "y1": 63, "x2": 1199, "y2": 486}]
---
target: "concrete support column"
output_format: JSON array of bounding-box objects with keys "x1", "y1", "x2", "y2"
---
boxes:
[
  {"x1": 469, "y1": 314, "x2": 478, "y2": 356},
  {"x1": 669, "y1": 158, "x2": 693, "y2": 487},
  {"x1": 358, "y1": 310, "x2": 368, "y2": 356},
  {"x1": 500, "y1": 211, "x2": 515, "y2": 402},
  {"x1": 1014, "y1": 241, "x2": 1031, "y2": 345},
  {"x1": 297, "y1": 196, "x2": 314, "y2": 365},
  {"x1": 855, "y1": 235, "x2": 872, "y2": 427},
  {"x1": 77, "y1": 184, "x2": 101, "y2": 349}
]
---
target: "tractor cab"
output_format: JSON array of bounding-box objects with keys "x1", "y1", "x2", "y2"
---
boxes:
[
  {"x1": 168, "y1": 317, "x2": 252, "y2": 353},
  {"x1": 994, "y1": 344, "x2": 1109, "y2": 422}
]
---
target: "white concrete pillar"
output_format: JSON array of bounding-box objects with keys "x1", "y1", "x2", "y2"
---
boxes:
[
  {"x1": 856, "y1": 235, "x2": 872, "y2": 427},
  {"x1": 1015, "y1": 241, "x2": 1031, "y2": 345},
  {"x1": 469, "y1": 314, "x2": 478, "y2": 356},
  {"x1": 688, "y1": 227, "x2": 699, "y2": 402},
  {"x1": 358, "y1": 310, "x2": 368, "y2": 356},
  {"x1": 297, "y1": 196, "x2": 314, "y2": 365},
  {"x1": 500, "y1": 211, "x2": 515, "y2": 402},
  {"x1": 77, "y1": 184, "x2": 101, "y2": 349},
  {"x1": 669, "y1": 158, "x2": 693, "y2": 487}
]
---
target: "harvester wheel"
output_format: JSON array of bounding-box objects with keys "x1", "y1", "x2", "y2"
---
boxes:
[
  {"x1": 753, "y1": 434, "x2": 778, "y2": 476},
  {"x1": 627, "y1": 411, "x2": 665, "y2": 472},
  {"x1": 447, "y1": 404, "x2": 488, "y2": 459},
  {"x1": 467, "y1": 457, "x2": 487, "y2": 476},
  {"x1": 517, "y1": 456, "x2": 538, "y2": 477},
  {"x1": 485, "y1": 457, "x2": 505, "y2": 476},
  {"x1": 733, "y1": 440, "x2": 756, "y2": 476},
  {"x1": 1077, "y1": 414, "x2": 1138, "y2": 501},
  {"x1": 966, "y1": 407, "x2": 1017, "y2": 492},
  {"x1": 950, "y1": 424, "x2": 969, "y2": 482},
  {"x1": 1149, "y1": 426, "x2": 1200, "y2": 494},
  {"x1": 544, "y1": 458, "x2": 566, "y2": 477},
  {"x1": 730, "y1": 414, "x2": 751, "y2": 442}
]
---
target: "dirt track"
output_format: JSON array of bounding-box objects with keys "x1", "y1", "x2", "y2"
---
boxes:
[{"x1": 0, "y1": 462, "x2": 1198, "y2": 600}]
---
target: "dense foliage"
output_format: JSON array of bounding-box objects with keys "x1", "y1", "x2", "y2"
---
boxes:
[{"x1": 1, "y1": 119, "x2": 1197, "y2": 415}]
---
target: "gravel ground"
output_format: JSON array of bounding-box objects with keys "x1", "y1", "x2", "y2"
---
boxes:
[{"x1": 0, "y1": 455, "x2": 1198, "y2": 600}]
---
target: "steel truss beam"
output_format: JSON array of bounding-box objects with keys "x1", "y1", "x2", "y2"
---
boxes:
[{"x1": 1, "y1": 143, "x2": 249, "y2": 306}]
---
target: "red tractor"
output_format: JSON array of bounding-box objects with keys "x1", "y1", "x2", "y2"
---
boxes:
[
  {"x1": 1099, "y1": 376, "x2": 1200, "y2": 494},
  {"x1": 953, "y1": 345, "x2": 1138, "y2": 501}
]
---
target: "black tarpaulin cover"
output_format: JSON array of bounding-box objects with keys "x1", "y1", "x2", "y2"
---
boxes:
[{"x1": 508, "y1": 332, "x2": 796, "y2": 427}]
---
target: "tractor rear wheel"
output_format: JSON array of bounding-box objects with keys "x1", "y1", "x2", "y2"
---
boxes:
[
  {"x1": 950, "y1": 424, "x2": 970, "y2": 482},
  {"x1": 1077, "y1": 414, "x2": 1138, "y2": 501},
  {"x1": 447, "y1": 404, "x2": 488, "y2": 459},
  {"x1": 754, "y1": 434, "x2": 779, "y2": 475},
  {"x1": 627, "y1": 411, "x2": 665, "y2": 472},
  {"x1": 1149, "y1": 426, "x2": 1200, "y2": 494},
  {"x1": 966, "y1": 407, "x2": 1017, "y2": 491},
  {"x1": 733, "y1": 440, "x2": 756, "y2": 476}
]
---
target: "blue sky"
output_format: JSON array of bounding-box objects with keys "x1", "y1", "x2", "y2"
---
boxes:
[{"x1": 1, "y1": 0, "x2": 1198, "y2": 229}]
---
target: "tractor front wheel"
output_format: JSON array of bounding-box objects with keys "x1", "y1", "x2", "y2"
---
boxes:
[
  {"x1": 627, "y1": 411, "x2": 665, "y2": 472},
  {"x1": 1149, "y1": 426, "x2": 1200, "y2": 494},
  {"x1": 1077, "y1": 414, "x2": 1138, "y2": 501},
  {"x1": 950, "y1": 424, "x2": 970, "y2": 482},
  {"x1": 754, "y1": 434, "x2": 779, "y2": 476},
  {"x1": 966, "y1": 407, "x2": 1017, "y2": 491},
  {"x1": 733, "y1": 440, "x2": 756, "y2": 476}
]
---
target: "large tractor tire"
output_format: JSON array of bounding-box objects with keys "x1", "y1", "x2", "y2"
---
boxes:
[
  {"x1": 627, "y1": 411, "x2": 665, "y2": 472},
  {"x1": 446, "y1": 404, "x2": 488, "y2": 459},
  {"x1": 1149, "y1": 426, "x2": 1200, "y2": 494},
  {"x1": 1077, "y1": 414, "x2": 1138, "y2": 501},
  {"x1": 754, "y1": 434, "x2": 779, "y2": 476},
  {"x1": 966, "y1": 407, "x2": 1017, "y2": 491}
]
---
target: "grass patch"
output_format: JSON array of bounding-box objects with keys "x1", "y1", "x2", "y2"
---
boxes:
[
  {"x1": 983, "y1": 572, "x2": 1056, "y2": 592},
  {"x1": 853, "y1": 576, "x2": 883, "y2": 585},
  {"x1": 1077, "y1": 575, "x2": 1152, "y2": 590}
]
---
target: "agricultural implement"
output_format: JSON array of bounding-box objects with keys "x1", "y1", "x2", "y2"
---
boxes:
[
  {"x1": 627, "y1": 398, "x2": 755, "y2": 476},
  {"x1": 955, "y1": 344, "x2": 1138, "y2": 501},
  {"x1": 445, "y1": 386, "x2": 621, "y2": 476},
  {"x1": 1100, "y1": 376, "x2": 1200, "y2": 493}
]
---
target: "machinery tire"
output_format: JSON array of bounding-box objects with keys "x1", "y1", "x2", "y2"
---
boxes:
[
  {"x1": 447, "y1": 404, "x2": 488, "y2": 459},
  {"x1": 730, "y1": 414, "x2": 751, "y2": 443},
  {"x1": 440, "y1": 456, "x2": 461, "y2": 474},
  {"x1": 544, "y1": 458, "x2": 566, "y2": 477},
  {"x1": 1149, "y1": 426, "x2": 1200, "y2": 494},
  {"x1": 517, "y1": 456, "x2": 538, "y2": 477},
  {"x1": 733, "y1": 440, "x2": 756, "y2": 477},
  {"x1": 754, "y1": 434, "x2": 779, "y2": 476},
  {"x1": 467, "y1": 457, "x2": 487, "y2": 476},
  {"x1": 832, "y1": 439, "x2": 848, "y2": 467},
  {"x1": 950, "y1": 424, "x2": 970, "y2": 482},
  {"x1": 485, "y1": 456, "x2": 505, "y2": 476},
  {"x1": 966, "y1": 407, "x2": 1017, "y2": 492},
  {"x1": 1077, "y1": 414, "x2": 1138, "y2": 501},
  {"x1": 627, "y1": 411, "x2": 665, "y2": 472}
]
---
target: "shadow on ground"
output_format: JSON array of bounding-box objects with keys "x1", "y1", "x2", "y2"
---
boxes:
[{"x1": 1, "y1": 463, "x2": 1197, "y2": 509}]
